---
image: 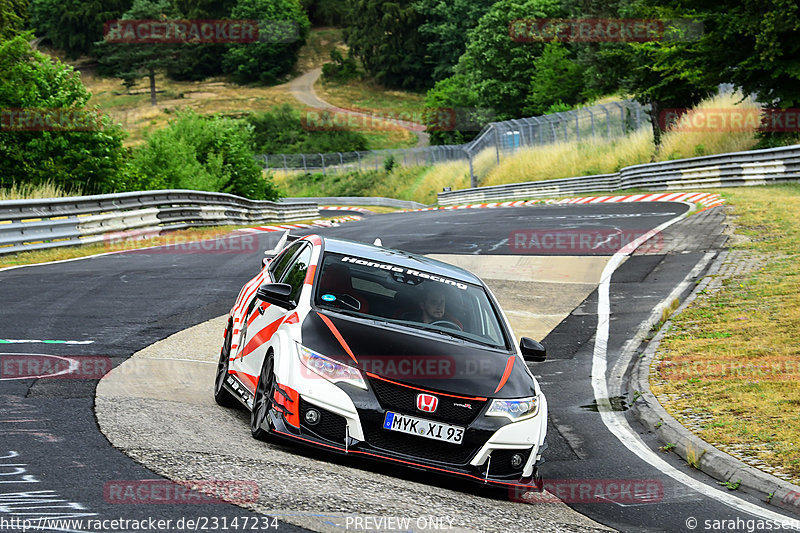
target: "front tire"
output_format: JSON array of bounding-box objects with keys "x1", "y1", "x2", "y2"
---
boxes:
[
  {"x1": 214, "y1": 324, "x2": 239, "y2": 408},
  {"x1": 251, "y1": 352, "x2": 275, "y2": 441}
]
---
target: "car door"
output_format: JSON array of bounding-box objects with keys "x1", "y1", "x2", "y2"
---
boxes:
[{"x1": 230, "y1": 241, "x2": 313, "y2": 392}]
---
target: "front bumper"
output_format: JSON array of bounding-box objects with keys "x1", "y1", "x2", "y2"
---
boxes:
[{"x1": 264, "y1": 370, "x2": 547, "y2": 489}]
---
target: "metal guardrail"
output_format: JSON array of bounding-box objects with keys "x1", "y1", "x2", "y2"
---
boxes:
[
  {"x1": 437, "y1": 144, "x2": 800, "y2": 204},
  {"x1": 0, "y1": 190, "x2": 319, "y2": 255},
  {"x1": 280, "y1": 196, "x2": 427, "y2": 209}
]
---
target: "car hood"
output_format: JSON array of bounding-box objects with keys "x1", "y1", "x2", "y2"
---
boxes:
[{"x1": 301, "y1": 311, "x2": 537, "y2": 399}]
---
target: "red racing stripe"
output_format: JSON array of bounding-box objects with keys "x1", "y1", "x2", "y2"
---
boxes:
[
  {"x1": 494, "y1": 355, "x2": 516, "y2": 394},
  {"x1": 316, "y1": 312, "x2": 358, "y2": 364},
  {"x1": 238, "y1": 316, "x2": 285, "y2": 359}
]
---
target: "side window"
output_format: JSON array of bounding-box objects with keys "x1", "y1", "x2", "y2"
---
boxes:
[
  {"x1": 280, "y1": 244, "x2": 313, "y2": 305},
  {"x1": 269, "y1": 241, "x2": 303, "y2": 282}
]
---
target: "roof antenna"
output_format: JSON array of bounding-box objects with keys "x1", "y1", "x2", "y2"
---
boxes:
[{"x1": 373, "y1": 238, "x2": 383, "y2": 247}]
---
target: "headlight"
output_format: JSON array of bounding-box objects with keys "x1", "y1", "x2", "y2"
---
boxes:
[
  {"x1": 297, "y1": 344, "x2": 367, "y2": 390},
  {"x1": 486, "y1": 396, "x2": 539, "y2": 421}
]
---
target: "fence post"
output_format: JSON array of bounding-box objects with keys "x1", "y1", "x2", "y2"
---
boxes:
[
  {"x1": 356, "y1": 151, "x2": 361, "y2": 172},
  {"x1": 302, "y1": 154, "x2": 307, "y2": 172},
  {"x1": 467, "y1": 150, "x2": 476, "y2": 188},
  {"x1": 282, "y1": 154, "x2": 287, "y2": 172},
  {"x1": 493, "y1": 125, "x2": 501, "y2": 165},
  {"x1": 320, "y1": 153, "x2": 326, "y2": 175}
]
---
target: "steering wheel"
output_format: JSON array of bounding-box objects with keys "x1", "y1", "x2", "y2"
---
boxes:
[{"x1": 430, "y1": 320, "x2": 462, "y2": 331}]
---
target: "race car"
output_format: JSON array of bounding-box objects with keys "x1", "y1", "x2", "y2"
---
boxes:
[{"x1": 214, "y1": 234, "x2": 548, "y2": 490}]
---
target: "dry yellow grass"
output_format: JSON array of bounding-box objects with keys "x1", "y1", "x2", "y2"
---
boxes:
[
  {"x1": 0, "y1": 181, "x2": 78, "y2": 201},
  {"x1": 481, "y1": 128, "x2": 654, "y2": 187},
  {"x1": 651, "y1": 185, "x2": 800, "y2": 484},
  {"x1": 655, "y1": 92, "x2": 762, "y2": 160},
  {"x1": 82, "y1": 71, "x2": 299, "y2": 146}
]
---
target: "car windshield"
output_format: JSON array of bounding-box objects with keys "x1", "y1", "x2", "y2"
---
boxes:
[{"x1": 314, "y1": 252, "x2": 511, "y2": 349}]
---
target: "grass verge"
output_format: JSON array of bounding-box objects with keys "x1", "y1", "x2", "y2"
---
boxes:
[
  {"x1": 650, "y1": 184, "x2": 800, "y2": 484},
  {"x1": 316, "y1": 77, "x2": 427, "y2": 123}
]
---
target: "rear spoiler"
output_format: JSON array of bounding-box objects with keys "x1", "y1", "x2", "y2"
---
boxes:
[{"x1": 261, "y1": 230, "x2": 302, "y2": 268}]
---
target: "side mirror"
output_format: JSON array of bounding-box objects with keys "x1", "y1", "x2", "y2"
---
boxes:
[
  {"x1": 256, "y1": 283, "x2": 293, "y2": 308},
  {"x1": 520, "y1": 337, "x2": 546, "y2": 362}
]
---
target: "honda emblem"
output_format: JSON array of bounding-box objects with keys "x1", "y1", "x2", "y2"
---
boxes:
[{"x1": 416, "y1": 393, "x2": 438, "y2": 413}]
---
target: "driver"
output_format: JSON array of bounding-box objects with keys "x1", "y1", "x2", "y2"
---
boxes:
[{"x1": 420, "y1": 287, "x2": 447, "y2": 323}]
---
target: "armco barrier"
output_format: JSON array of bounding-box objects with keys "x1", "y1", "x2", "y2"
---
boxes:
[
  {"x1": 437, "y1": 144, "x2": 800, "y2": 205},
  {"x1": 280, "y1": 196, "x2": 426, "y2": 209},
  {"x1": 0, "y1": 190, "x2": 318, "y2": 255}
]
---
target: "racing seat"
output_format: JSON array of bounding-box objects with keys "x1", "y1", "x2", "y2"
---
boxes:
[{"x1": 319, "y1": 264, "x2": 370, "y2": 313}]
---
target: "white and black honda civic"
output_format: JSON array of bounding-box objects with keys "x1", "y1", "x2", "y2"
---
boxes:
[{"x1": 214, "y1": 234, "x2": 548, "y2": 490}]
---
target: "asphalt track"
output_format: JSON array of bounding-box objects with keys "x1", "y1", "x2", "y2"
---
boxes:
[{"x1": 1, "y1": 203, "x2": 796, "y2": 533}]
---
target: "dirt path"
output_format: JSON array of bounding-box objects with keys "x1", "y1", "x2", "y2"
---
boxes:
[{"x1": 281, "y1": 68, "x2": 430, "y2": 148}]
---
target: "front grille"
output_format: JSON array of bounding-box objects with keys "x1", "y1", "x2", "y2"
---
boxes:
[
  {"x1": 369, "y1": 377, "x2": 485, "y2": 424},
  {"x1": 299, "y1": 399, "x2": 348, "y2": 444},
  {"x1": 487, "y1": 448, "x2": 532, "y2": 477},
  {"x1": 362, "y1": 425, "x2": 480, "y2": 465}
]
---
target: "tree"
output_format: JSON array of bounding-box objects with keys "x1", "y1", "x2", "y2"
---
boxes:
[
  {"x1": 94, "y1": 0, "x2": 179, "y2": 106},
  {"x1": 29, "y1": 0, "x2": 132, "y2": 58},
  {"x1": 674, "y1": 0, "x2": 800, "y2": 145},
  {"x1": 222, "y1": 0, "x2": 310, "y2": 84},
  {"x1": 0, "y1": 0, "x2": 26, "y2": 39},
  {"x1": 165, "y1": 0, "x2": 237, "y2": 80},
  {"x1": 524, "y1": 43, "x2": 584, "y2": 116},
  {"x1": 0, "y1": 34, "x2": 128, "y2": 193},
  {"x1": 451, "y1": 0, "x2": 565, "y2": 120},
  {"x1": 343, "y1": 0, "x2": 432, "y2": 90},
  {"x1": 413, "y1": 0, "x2": 495, "y2": 83}
]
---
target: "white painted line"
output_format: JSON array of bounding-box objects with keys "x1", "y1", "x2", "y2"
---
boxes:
[
  {"x1": 0, "y1": 339, "x2": 93, "y2": 345},
  {"x1": 591, "y1": 205, "x2": 800, "y2": 525}
]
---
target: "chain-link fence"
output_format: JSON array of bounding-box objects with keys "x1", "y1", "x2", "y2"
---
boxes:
[{"x1": 257, "y1": 100, "x2": 650, "y2": 186}]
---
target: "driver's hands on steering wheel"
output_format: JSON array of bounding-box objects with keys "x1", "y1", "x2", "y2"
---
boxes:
[{"x1": 429, "y1": 319, "x2": 462, "y2": 331}]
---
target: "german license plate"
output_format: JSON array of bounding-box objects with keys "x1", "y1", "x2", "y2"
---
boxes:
[{"x1": 382, "y1": 412, "x2": 464, "y2": 444}]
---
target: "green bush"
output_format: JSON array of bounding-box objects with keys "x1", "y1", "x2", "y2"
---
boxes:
[
  {"x1": 321, "y1": 49, "x2": 360, "y2": 82},
  {"x1": 0, "y1": 34, "x2": 128, "y2": 194},
  {"x1": 128, "y1": 110, "x2": 280, "y2": 200},
  {"x1": 247, "y1": 104, "x2": 368, "y2": 154}
]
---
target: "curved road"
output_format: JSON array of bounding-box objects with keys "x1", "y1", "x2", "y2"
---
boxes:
[{"x1": 1, "y1": 204, "x2": 796, "y2": 533}]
